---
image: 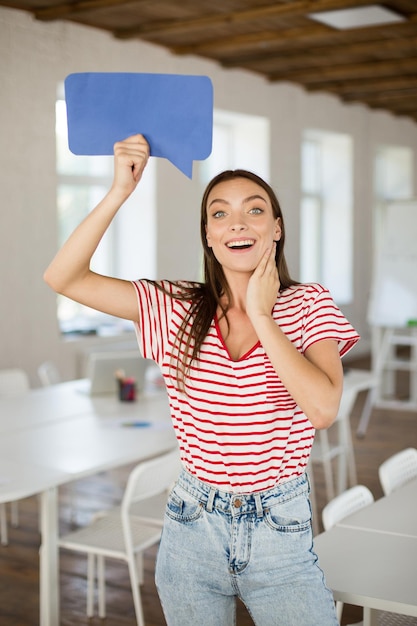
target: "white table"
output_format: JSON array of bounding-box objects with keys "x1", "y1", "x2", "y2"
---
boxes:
[
  {"x1": 0, "y1": 381, "x2": 177, "y2": 626},
  {"x1": 314, "y1": 479, "x2": 417, "y2": 625}
]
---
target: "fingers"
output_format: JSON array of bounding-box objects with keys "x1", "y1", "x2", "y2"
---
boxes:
[
  {"x1": 256, "y1": 242, "x2": 277, "y2": 276},
  {"x1": 114, "y1": 134, "x2": 149, "y2": 161},
  {"x1": 112, "y1": 134, "x2": 150, "y2": 195}
]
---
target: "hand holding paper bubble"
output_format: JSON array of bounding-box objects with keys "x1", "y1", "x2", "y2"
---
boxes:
[{"x1": 64, "y1": 72, "x2": 214, "y2": 178}]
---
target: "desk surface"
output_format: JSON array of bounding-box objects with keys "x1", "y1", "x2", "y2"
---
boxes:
[
  {"x1": 338, "y1": 479, "x2": 417, "y2": 538},
  {"x1": 314, "y1": 479, "x2": 417, "y2": 619},
  {"x1": 0, "y1": 381, "x2": 94, "y2": 433},
  {"x1": 0, "y1": 382, "x2": 176, "y2": 503},
  {"x1": 315, "y1": 527, "x2": 417, "y2": 616}
]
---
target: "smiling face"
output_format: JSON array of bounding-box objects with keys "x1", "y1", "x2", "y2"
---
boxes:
[{"x1": 205, "y1": 177, "x2": 281, "y2": 276}]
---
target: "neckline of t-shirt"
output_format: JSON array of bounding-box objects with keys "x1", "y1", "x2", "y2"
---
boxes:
[{"x1": 213, "y1": 315, "x2": 261, "y2": 362}]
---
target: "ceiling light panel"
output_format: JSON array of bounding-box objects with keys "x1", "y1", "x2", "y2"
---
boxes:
[{"x1": 308, "y1": 4, "x2": 406, "y2": 30}]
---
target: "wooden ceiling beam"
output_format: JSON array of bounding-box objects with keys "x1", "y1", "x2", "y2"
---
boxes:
[
  {"x1": 357, "y1": 89, "x2": 417, "y2": 104},
  {"x1": 108, "y1": 0, "x2": 371, "y2": 39},
  {"x1": 310, "y1": 75, "x2": 417, "y2": 96},
  {"x1": 342, "y1": 84, "x2": 417, "y2": 101},
  {"x1": 166, "y1": 16, "x2": 417, "y2": 56},
  {"x1": 34, "y1": 0, "x2": 142, "y2": 21},
  {"x1": 166, "y1": 25, "x2": 330, "y2": 53},
  {"x1": 220, "y1": 35, "x2": 417, "y2": 70},
  {"x1": 268, "y1": 57, "x2": 417, "y2": 83}
]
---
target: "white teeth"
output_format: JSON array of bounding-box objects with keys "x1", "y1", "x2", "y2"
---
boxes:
[{"x1": 227, "y1": 240, "x2": 254, "y2": 248}]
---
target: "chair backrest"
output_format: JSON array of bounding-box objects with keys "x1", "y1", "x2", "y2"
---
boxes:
[
  {"x1": 38, "y1": 361, "x2": 61, "y2": 387},
  {"x1": 122, "y1": 448, "x2": 182, "y2": 518},
  {"x1": 322, "y1": 485, "x2": 374, "y2": 531},
  {"x1": 378, "y1": 447, "x2": 417, "y2": 496},
  {"x1": 0, "y1": 368, "x2": 30, "y2": 396}
]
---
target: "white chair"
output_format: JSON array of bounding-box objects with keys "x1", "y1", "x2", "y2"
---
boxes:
[
  {"x1": 58, "y1": 448, "x2": 181, "y2": 626},
  {"x1": 322, "y1": 485, "x2": 374, "y2": 625},
  {"x1": 37, "y1": 361, "x2": 61, "y2": 387},
  {"x1": 0, "y1": 368, "x2": 30, "y2": 545},
  {"x1": 310, "y1": 379, "x2": 359, "y2": 504},
  {"x1": 378, "y1": 447, "x2": 417, "y2": 496},
  {"x1": 322, "y1": 484, "x2": 374, "y2": 532}
]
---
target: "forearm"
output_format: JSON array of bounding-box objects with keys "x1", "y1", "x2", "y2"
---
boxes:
[
  {"x1": 44, "y1": 186, "x2": 126, "y2": 294},
  {"x1": 45, "y1": 134, "x2": 149, "y2": 297},
  {"x1": 252, "y1": 315, "x2": 343, "y2": 429}
]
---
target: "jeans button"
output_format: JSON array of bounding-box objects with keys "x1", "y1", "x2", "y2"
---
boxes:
[{"x1": 233, "y1": 498, "x2": 242, "y2": 508}]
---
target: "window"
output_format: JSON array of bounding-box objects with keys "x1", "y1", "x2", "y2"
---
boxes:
[
  {"x1": 374, "y1": 145, "x2": 414, "y2": 202},
  {"x1": 373, "y1": 145, "x2": 414, "y2": 264},
  {"x1": 55, "y1": 95, "x2": 156, "y2": 335},
  {"x1": 300, "y1": 130, "x2": 353, "y2": 304},
  {"x1": 199, "y1": 109, "x2": 270, "y2": 185}
]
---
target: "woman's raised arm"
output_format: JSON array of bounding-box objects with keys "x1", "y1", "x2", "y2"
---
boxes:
[{"x1": 44, "y1": 134, "x2": 149, "y2": 322}]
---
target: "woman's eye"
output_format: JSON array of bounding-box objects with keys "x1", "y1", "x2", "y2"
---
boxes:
[
  {"x1": 249, "y1": 207, "x2": 263, "y2": 214},
  {"x1": 212, "y1": 210, "x2": 226, "y2": 218}
]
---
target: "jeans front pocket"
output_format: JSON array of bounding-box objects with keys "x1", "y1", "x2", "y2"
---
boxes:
[
  {"x1": 165, "y1": 484, "x2": 205, "y2": 524},
  {"x1": 264, "y1": 491, "x2": 312, "y2": 533}
]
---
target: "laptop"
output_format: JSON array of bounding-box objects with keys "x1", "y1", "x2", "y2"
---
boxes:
[{"x1": 86, "y1": 351, "x2": 149, "y2": 396}]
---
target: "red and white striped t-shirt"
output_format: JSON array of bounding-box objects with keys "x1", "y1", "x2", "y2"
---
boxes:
[{"x1": 132, "y1": 280, "x2": 359, "y2": 493}]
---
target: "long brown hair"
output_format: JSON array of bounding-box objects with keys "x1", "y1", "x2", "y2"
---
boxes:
[{"x1": 151, "y1": 169, "x2": 298, "y2": 385}]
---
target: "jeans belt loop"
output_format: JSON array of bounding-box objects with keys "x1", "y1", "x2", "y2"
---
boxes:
[
  {"x1": 206, "y1": 487, "x2": 216, "y2": 513},
  {"x1": 254, "y1": 493, "x2": 263, "y2": 518}
]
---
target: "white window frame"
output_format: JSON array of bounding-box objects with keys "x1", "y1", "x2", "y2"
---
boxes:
[{"x1": 300, "y1": 129, "x2": 353, "y2": 305}]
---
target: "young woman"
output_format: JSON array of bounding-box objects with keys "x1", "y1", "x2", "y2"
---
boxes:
[{"x1": 45, "y1": 133, "x2": 359, "y2": 625}]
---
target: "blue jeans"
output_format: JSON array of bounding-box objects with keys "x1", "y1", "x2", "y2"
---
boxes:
[{"x1": 155, "y1": 469, "x2": 338, "y2": 626}]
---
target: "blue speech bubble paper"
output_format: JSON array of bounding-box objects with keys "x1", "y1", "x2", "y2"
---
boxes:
[{"x1": 64, "y1": 72, "x2": 213, "y2": 178}]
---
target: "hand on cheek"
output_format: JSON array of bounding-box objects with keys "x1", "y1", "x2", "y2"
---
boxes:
[{"x1": 246, "y1": 243, "x2": 280, "y2": 319}]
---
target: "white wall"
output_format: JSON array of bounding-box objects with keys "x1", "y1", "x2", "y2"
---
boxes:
[{"x1": 1, "y1": 7, "x2": 416, "y2": 385}]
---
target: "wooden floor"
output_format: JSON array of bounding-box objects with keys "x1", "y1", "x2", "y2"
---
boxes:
[{"x1": 1, "y1": 356, "x2": 416, "y2": 626}]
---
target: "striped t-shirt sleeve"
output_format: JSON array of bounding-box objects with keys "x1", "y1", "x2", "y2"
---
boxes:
[
  {"x1": 301, "y1": 285, "x2": 360, "y2": 356},
  {"x1": 131, "y1": 279, "x2": 173, "y2": 365}
]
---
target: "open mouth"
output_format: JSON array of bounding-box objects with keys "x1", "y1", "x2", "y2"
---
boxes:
[{"x1": 226, "y1": 239, "x2": 255, "y2": 250}]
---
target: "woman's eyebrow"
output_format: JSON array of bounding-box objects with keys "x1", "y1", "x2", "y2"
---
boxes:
[
  {"x1": 242, "y1": 194, "x2": 268, "y2": 204},
  {"x1": 208, "y1": 194, "x2": 267, "y2": 208},
  {"x1": 208, "y1": 198, "x2": 228, "y2": 208}
]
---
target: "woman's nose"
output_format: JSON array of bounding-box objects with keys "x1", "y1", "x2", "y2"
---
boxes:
[{"x1": 230, "y1": 220, "x2": 247, "y2": 231}]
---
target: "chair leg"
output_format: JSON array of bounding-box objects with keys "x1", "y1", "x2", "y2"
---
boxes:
[
  {"x1": 356, "y1": 387, "x2": 375, "y2": 438},
  {"x1": 10, "y1": 501, "x2": 19, "y2": 527},
  {"x1": 336, "y1": 600, "x2": 344, "y2": 622},
  {"x1": 127, "y1": 553, "x2": 145, "y2": 626},
  {"x1": 68, "y1": 485, "x2": 77, "y2": 525},
  {"x1": 337, "y1": 414, "x2": 357, "y2": 496},
  {"x1": 0, "y1": 503, "x2": 8, "y2": 545},
  {"x1": 97, "y1": 555, "x2": 106, "y2": 618},
  {"x1": 320, "y1": 430, "x2": 336, "y2": 500},
  {"x1": 87, "y1": 553, "x2": 95, "y2": 617},
  {"x1": 136, "y1": 551, "x2": 144, "y2": 585}
]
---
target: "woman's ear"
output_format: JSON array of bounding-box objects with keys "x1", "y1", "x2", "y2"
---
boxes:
[
  {"x1": 205, "y1": 225, "x2": 212, "y2": 248},
  {"x1": 274, "y1": 218, "x2": 282, "y2": 242}
]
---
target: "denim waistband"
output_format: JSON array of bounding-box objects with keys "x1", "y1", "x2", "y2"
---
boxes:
[{"x1": 176, "y1": 469, "x2": 309, "y2": 518}]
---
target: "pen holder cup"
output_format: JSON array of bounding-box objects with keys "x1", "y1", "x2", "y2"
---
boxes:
[{"x1": 118, "y1": 378, "x2": 137, "y2": 402}]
